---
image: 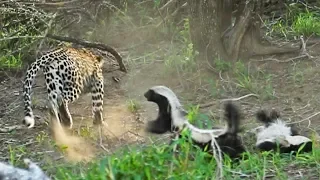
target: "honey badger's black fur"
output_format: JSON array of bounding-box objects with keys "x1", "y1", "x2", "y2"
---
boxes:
[
  {"x1": 255, "y1": 109, "x2": 313, "y2": 154},
  {"x1": 215, "y1": 102, "x2": 245, "y2": 159},
  {"x1": 144, "y1": 85, "x2": 246, "y2": 159}
]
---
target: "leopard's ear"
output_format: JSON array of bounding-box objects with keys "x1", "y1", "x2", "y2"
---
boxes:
[
  {"x1": 96, "y1": 56, "x2": 102, "y2": 61},
  {"x1": 97, "y1": 56, "x2": 104, "y2": 66}
]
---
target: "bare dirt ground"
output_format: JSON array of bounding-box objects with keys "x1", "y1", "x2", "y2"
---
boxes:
[{"x1": 0, "y1": 39, "x2": 320, "y2": 179}]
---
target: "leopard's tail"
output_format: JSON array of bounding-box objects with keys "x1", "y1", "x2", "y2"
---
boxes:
[{"x1": 22, "y1": 48, "x2": 63, "y2": 128}]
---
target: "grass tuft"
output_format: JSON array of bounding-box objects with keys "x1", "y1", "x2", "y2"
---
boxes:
[{"x1": 292, "y1": 11, "x2": 320, "y2": 36}]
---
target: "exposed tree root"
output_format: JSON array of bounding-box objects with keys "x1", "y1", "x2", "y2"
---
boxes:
[
  {"x1": 46, "y1": 34, "x2": 127, "y2": 73},
  {"x1": 222, "y1": 0, "x2": 253, "y2": 61},
  {"x1": 222, "y1": 0, "x2": 300, "y2": 61},
  {"x1": 241, "y1": 25, "x2": 300, "y2": 58},
  {"x1": 188, "y1": 0, "x2": 303, "y2": 63}
]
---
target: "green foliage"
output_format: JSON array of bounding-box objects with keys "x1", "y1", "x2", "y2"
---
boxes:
[
  {"x1": 268, "y1": 19, "x2": 291, "y2": 39},
  {"x1": 0, "y1": 3, "x2": 57, "y2": 70},
  {"x1": 53, "y1": 138, "x2": 320, "y2": 180},
  {"x1": 185, "y1": 105, "x2": 214, "y2": 129},
  {"x1": 0, "y1": 54, "x2": 22, "y2": 69},
  {"x1": 207, "y1": 78, "x2": 224, "y2": 98},
  {"x1": 153, "y1": 0, "x2": 161, "y2": 8},
  {"x1": 8, "y1": 145, "x2": 27, "y2": 166},
  {"x1": 214, "y1": 58, "x2": 232, "y2": 72},
  {"x1": 233, "y1": 61, "x2": 275, "y2": 100},
  {"x1": 267, "y1": 6, "x2": 320, "y2": 39},
  {"x1": 186, "y1": 105, "x2": 200, "y2": 124},
  {"x1": 127, "y1": 99, "x2": 141, "y2": 113},
  {"x1": 79, "y1": 126, "x2": 95, "y2": 138},
  {"x1": 55, "y1": 135, "x2": 217, "y2": 180},
  {"x1": 36, "y1": 131, "x2": 49, "y2": 144},
  {"x1": 234, "y1": 61, "x2": 253, "y2": 92},
  {"x1": 165, "y1": 18, "x2": 199, "y2": 71},
  {"x1": 292, "y1": 11, "x2": 320, "y2": 36}
]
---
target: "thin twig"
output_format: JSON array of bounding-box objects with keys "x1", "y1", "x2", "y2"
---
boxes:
[
  {"x1": 0, "y1": 125, "x2": 23, "y2": 133},
  {"x1": 35, "y1": 12, "x2": 57, "y2": 56},
  {"x1": 0, "y1": 36, "x2": 45, "y2": 41},
  {"x1": 210, "y1": 133, "x2": 223, "y2": 180},
  {"x1": 159, "y1": 0, "x2": 176, "y2": 11},
  {"x1": 227, "y1": 169, "x2": 251, "y2": 178},
  {"x1": 199, "y1": 93, "x2": 259, "y2": 108},
  {"x1": 299, "y1": 35, "x2": 313, "y2": 59},
  {"x1": 220, "y1": 93, "x2": 259, "y2": 102},
  {"x1": 288, "y1": 111, "x2": 320, "y2": 125}
]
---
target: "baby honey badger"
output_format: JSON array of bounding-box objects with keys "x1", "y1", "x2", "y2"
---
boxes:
[
  {"x1": 144, "y1": 85, "x2": 246, "y2": 159},
  {"x1": 254, "y1": 109, "x2": 313, "y2": 154}
]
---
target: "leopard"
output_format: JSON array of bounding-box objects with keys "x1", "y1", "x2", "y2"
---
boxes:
[{"x1": 22, "y1": 46, "x2": 125, "y2": 129}]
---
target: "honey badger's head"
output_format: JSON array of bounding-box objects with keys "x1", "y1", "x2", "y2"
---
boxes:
[{"x1": 144, "y1": 85, "x2": 187, "y2": 133}]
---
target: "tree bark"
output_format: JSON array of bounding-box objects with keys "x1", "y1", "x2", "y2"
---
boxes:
[
  {"x1": 187, "y1": 0, "x2": 300, "y2": 63},
  {"x1": 187, "y1": 0, "x2": 229, "y2": 62}
]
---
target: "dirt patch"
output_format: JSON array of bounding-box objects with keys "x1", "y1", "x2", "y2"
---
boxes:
[
  {"x1": 50, "y1": 120, "x2": 96, "y2": 163},
  {"x1": 102, "y1": 102, "x2": 142, "y2": 137}
]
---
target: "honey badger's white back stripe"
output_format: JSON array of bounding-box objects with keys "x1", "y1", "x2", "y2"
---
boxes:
[
  {"x1": 150, "y1": 85, "x2": 227, "y2": 143},
  {"x1": 150, "y1": 85, "x2": 188, "y2": 128},
  {"x1": 186, "y1": 123, "x2": 226, "y2": 143}
]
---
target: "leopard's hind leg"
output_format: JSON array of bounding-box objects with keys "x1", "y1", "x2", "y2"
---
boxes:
[
  {"x1": 91, "y1": 72, "x2": 109, "y2": 152},
  {"x1": 58, "y1": 100, "x2": 73, "y2": 128},
  {"x1": 44, "y1": 67, "x2": 64, "y2": 129},
  {"x1": 91, "y1": 72, "x2": 104, "y2": 125}
]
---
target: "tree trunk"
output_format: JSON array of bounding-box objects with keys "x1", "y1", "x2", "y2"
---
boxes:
[
  {"x1": 187, "y1": 0, "x2": 300, "y2": 63},
  {"x1": 187, "y1": 0, "x2": 229, "y2": 63}
]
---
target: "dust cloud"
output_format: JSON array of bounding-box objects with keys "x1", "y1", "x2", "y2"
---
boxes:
[{"x1": 50, "y1": 119, "x2": 96, "y2": 163}]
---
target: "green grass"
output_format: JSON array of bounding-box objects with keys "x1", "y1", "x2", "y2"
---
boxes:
[
  {"x1": 232, "y1": 61, "x2": 275, "y2": 100},
  {"x1": 51, "y1": 137, "x2": 320, "y2": 180},
  {"x1": 164, "y1": 18, "x2": 199, "y2": 72},
  {"x1": 0, "y1": 54, "x2": 22, "y2": 69},
  {"x1": 292, "y1": 11, "x2": 320, "y2": 36},
  {"x1": 268, "y1": 9, "x2": 320, "y2": 38},
  {"x1": 214, "y1": 58, "x2": 232, "y2": 72},
  {"x1": 127, "y1": 99, "x2": 141, "y2": 113}
]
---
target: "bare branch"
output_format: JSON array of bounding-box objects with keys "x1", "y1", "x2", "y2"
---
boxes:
[
  {"x1": 46, "y1": 34, "x2": 127, "y2": 73},
  {"x1": 0, "y1": 36, "x2": 45, "y2": 41}
]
